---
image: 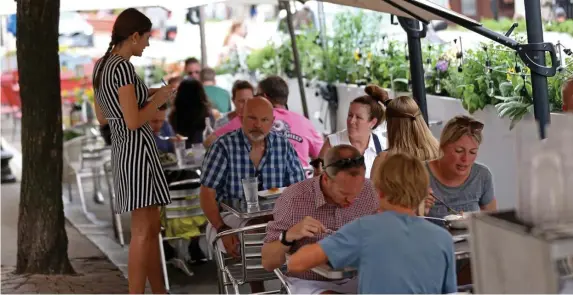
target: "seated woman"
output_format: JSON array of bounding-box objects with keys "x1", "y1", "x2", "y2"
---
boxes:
[
  {"x1": 288, "y1": 153, "x2": 456, "y2": 294},
  {"x1": 149, "y1": 104, "x2": 176, "y2": 154},
  {"x1": 169, "y1": 79, "x2": 216, "y2": 147},
  {"x1": 425, "y1": 115, "x2": 497, "y2": 218},
  {"x1": 370, "y1": 95, "x2": 440, "y2": 180},
  {"x1": 314, "y1": 85, "x2": 387, "y2": 178}
]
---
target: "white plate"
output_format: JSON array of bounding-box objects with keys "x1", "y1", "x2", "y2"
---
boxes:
[{"x1": 258, "y1": 187, "x2": 286, "y2": 198}]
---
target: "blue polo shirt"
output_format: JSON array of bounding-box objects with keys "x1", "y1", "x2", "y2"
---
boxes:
[{"x1": 319, "y1": 211, "x2": 457, "y2": 294}]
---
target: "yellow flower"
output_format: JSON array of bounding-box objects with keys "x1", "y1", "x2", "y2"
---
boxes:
[
  {"x1": 507, "y1": 67, "x2": 515, "y2": 81},
  {"x1": 354, "y1": 49, "x2": 361, "y2": 61}
]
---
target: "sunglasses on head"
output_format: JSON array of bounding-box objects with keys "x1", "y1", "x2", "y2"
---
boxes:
[
  {"x1": 323, "y1": 156, "x2": 365, "y2": 170},
  {"x1": 457, "y1": 117, "x2": 484, "y2": 133}
]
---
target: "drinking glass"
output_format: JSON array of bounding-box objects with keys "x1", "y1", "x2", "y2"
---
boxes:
[
  {"x1": 174, "y1": 140, "x2": 186, "y2": 167},
  {"x1": 191, "y1": 143, "x2": 205, "y2": 164},
  {"x1": 242, "y1": 177, "x2": 259, "y2": 207}
]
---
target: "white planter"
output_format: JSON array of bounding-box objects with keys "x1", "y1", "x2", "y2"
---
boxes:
[{"x1": 286, "y1": 78, "x2": 329, "y2": 134}]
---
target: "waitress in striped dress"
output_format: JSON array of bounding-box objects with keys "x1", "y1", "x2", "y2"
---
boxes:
[{"x1": 92, "y1": 8, "x2": 173, "y2": 294}]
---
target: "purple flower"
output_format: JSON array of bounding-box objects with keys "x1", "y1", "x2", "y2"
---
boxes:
[{"x1": 436, "y1": 59, "x2": 449, "y2": 73}]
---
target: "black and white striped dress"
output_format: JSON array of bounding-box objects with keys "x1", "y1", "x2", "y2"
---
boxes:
[{"x1": 94, "y1": 54, "x2": 171, "y2": 213}]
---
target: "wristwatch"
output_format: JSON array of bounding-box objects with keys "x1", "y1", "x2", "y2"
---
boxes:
[{"x1": 279, "y1": 230, "x2": 295, "y2": 247}]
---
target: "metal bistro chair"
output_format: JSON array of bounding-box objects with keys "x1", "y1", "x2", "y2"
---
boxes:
[
  {"x1": 213, "y1": 223, "x2": 291, "y2": 295},
  {"x1": 159, "y1": 177, "x2": 207, "y2": 292},
  {"x1": 62, "y1": 135, "x2": 110, "y2": 217},
  {"x1": 102, "y1": 160, "x2": 125, "y2": 246}
]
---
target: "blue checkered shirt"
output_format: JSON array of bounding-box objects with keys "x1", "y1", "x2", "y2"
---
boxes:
[{"x1": 201, "y1": 129, "x2": 305, "y2": 202}]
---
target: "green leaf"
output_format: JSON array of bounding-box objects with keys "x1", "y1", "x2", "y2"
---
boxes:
[
  {"x1": 393, "y1": 78, "x2": 409, "y2": 85},
  {"x1": 514, "y1": 82, "x2": 524, "y2": 95}
]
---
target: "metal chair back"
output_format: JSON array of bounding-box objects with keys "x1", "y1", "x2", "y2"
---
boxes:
[{"x1": 213, "y1": 223, "x2": 289, "y2": 294}]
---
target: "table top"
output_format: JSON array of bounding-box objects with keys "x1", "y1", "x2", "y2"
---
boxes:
[
  {"x1": 82, "y1": 143, "x2": 110, "y2": 153},
  {"x1": 292, "y1": 230, "x2": 470, "y2": 280},
  {"x1": 220, "y1": 198, "x2": 277, "y2": 219},
  {"x1": 163, "y1": 163, "x2": 202, "y2": 172}
]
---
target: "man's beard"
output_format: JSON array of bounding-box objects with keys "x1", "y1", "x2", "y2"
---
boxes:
[{"x1": 248, "y1": 130, "x2": 265, "y2": 142}]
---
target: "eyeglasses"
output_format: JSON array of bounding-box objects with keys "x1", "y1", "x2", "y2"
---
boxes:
[
  {"x1": 187, "y1": 71, "x2": 200, "y2": 76},
  {"x1": 323, "y1": 156, "x2": 365, "y2": 170},
  {"x1": 456, "y1": 117, "x2": 484, "y2": 134}
]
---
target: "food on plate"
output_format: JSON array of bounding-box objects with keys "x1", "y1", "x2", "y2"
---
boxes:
[
  {"x1": 444, "y1": 214, "x2": 463, "y2": 221},
  {"x1": 268, "y1": 187, "x2": 280, "y2": 193},
  {"x1": 159, "y1": 153, "x2": 177, "y2": 165}
]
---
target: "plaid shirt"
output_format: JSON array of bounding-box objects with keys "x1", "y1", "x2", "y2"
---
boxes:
[
  {"x1": 201, "y1": 129, "x2": 305, "y2": 201},
  {"x1": 264, "y1": 176, "x2": 379, "y2": 281}
]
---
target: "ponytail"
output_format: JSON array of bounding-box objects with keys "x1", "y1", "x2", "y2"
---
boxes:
[{"x1": 93, "y1": 40, "x2": 115, "y2": 90}]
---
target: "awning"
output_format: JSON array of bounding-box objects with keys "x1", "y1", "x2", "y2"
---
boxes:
[{"x1": 320, "y1": 0, "x2": 480, "y2": 26}]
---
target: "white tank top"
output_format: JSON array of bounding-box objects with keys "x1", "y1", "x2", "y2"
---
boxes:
[{"x1": 327, "y1": 129, "x2": 387, "y2": 178}]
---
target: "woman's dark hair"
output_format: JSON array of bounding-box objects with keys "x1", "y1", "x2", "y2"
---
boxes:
[
  {"x1": 169, "y1": 79, "x2": 211, "y2": 138},
  {"x1": 93, "y1": 8, "x2": 152, "y2": 90},
  {"x1": 350, "y1": 84, "x2": 389, "y2": 129},
  {"x1": 231, "y1": 80, "x2": 254, "y2": 100}
]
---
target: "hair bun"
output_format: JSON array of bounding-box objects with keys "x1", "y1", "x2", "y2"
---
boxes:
[{"x1": 365, "y1": 84, "x2": 389, "y2": 103}]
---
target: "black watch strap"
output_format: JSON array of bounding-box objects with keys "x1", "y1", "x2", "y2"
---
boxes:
[{"x1": 280, "y1": 230, "x2": 295, "y2": 246}]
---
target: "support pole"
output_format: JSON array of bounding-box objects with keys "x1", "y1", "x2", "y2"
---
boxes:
[
  {"x1": 199, "y1": 6, "x2": 207, "y2": 67},
  {"x1": 284, "y1": 0, "x2": 309, "y2": 118},
  {"x1": 524, "y1": 0, "x2": 550, "y2": 139},
  {"x1": 397, "y1": 17, "x2": 429, "y2": 124}
]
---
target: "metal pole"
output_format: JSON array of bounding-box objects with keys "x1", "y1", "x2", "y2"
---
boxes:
[
  {"x1": 284, "y1": 0, "x2": 309, "y2": 118},
  {"x1": 524, "y1": 0, "x2": 550, "y2": 139},
  {"x1": 199, "y1": 6, "x2": 207, "y2": 67},
  {"x1": 397, "y1": 17, "x2": 429, "y2": 124}
]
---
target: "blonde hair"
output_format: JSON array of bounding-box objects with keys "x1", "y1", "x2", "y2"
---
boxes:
[
  {"x1": 374, "y1": 153, "x2": 429, "y2": 209},
  {"x1": 385, "y1": 96, "x2": 440, "y2": 161},
  {"x1": 223, "y1": 21, "x2": 244, "y2": 46},
  {"x1": 439, "y1": 115, "x2": 483, "y2": 149}
]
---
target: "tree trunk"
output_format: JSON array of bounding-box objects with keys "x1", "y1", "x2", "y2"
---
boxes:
[{"x1": 15, "y1": 0, "x2": 74, "y2": 275}]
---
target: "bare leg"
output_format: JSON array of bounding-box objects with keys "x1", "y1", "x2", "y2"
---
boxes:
[
  {"x1": 128, "y1": 206, "x2": 154, "y2": 294},
  {"x1": 128, "y1": 206, "x2": 166, "y2": 294},
  {"x1": 147, "y1": 207, "x2": 167, "y2": 294}
]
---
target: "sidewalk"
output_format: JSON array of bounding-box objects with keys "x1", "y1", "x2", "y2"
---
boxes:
[
  {"x1": 0, "y1": 120, "x2": 129, "y2": 293},
  {"x1": 1, "y1": 182, "x2": 129, "y2": 294}
]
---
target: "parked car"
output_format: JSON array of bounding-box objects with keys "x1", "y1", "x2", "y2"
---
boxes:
[{"x1": 59, "y1": 12, "x2": 94, "y2": 48}]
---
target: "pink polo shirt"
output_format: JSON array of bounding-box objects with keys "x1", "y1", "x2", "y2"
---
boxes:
[{"x1": 213, "y1": 108, "x2": 323, "y2": 167}]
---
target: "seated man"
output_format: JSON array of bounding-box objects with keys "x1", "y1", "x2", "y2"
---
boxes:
[
  {"x1": 204, "y1": 75, "x2": 323, "y2": 167},
  {"x1": 261, "y1": 144, "x2": 379, "y2": 294},
  {"x1": 200, "y1": 96, "x2": 305, "y2": 254},
  {"x1": 149, "y1": 104, "x2": 176, "y2": 153},
  {"x1": 213, "y1": 80, "x2": 254, "y2": 129},
  {"x1": 201, "y1": 67, "x2": 232, "y2": 114},
  {"x1": 288, "y1": 153, "x2": 457, "y2": 294}
]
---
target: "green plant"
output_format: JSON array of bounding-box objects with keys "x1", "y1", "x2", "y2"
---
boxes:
[
  {"x1": 217, "y1": 11, "x2": 570, "y2": 129},
  {"x1": 495, "y1": 56, "x2": 573, "y2": 128},
  {"x1": 135, "y1": 65, "x2": 166, "y2": 85}
]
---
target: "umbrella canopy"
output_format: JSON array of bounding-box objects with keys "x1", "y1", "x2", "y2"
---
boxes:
[{"x1": 320, "y1": 0, "x2": 479, "y2": 25}]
